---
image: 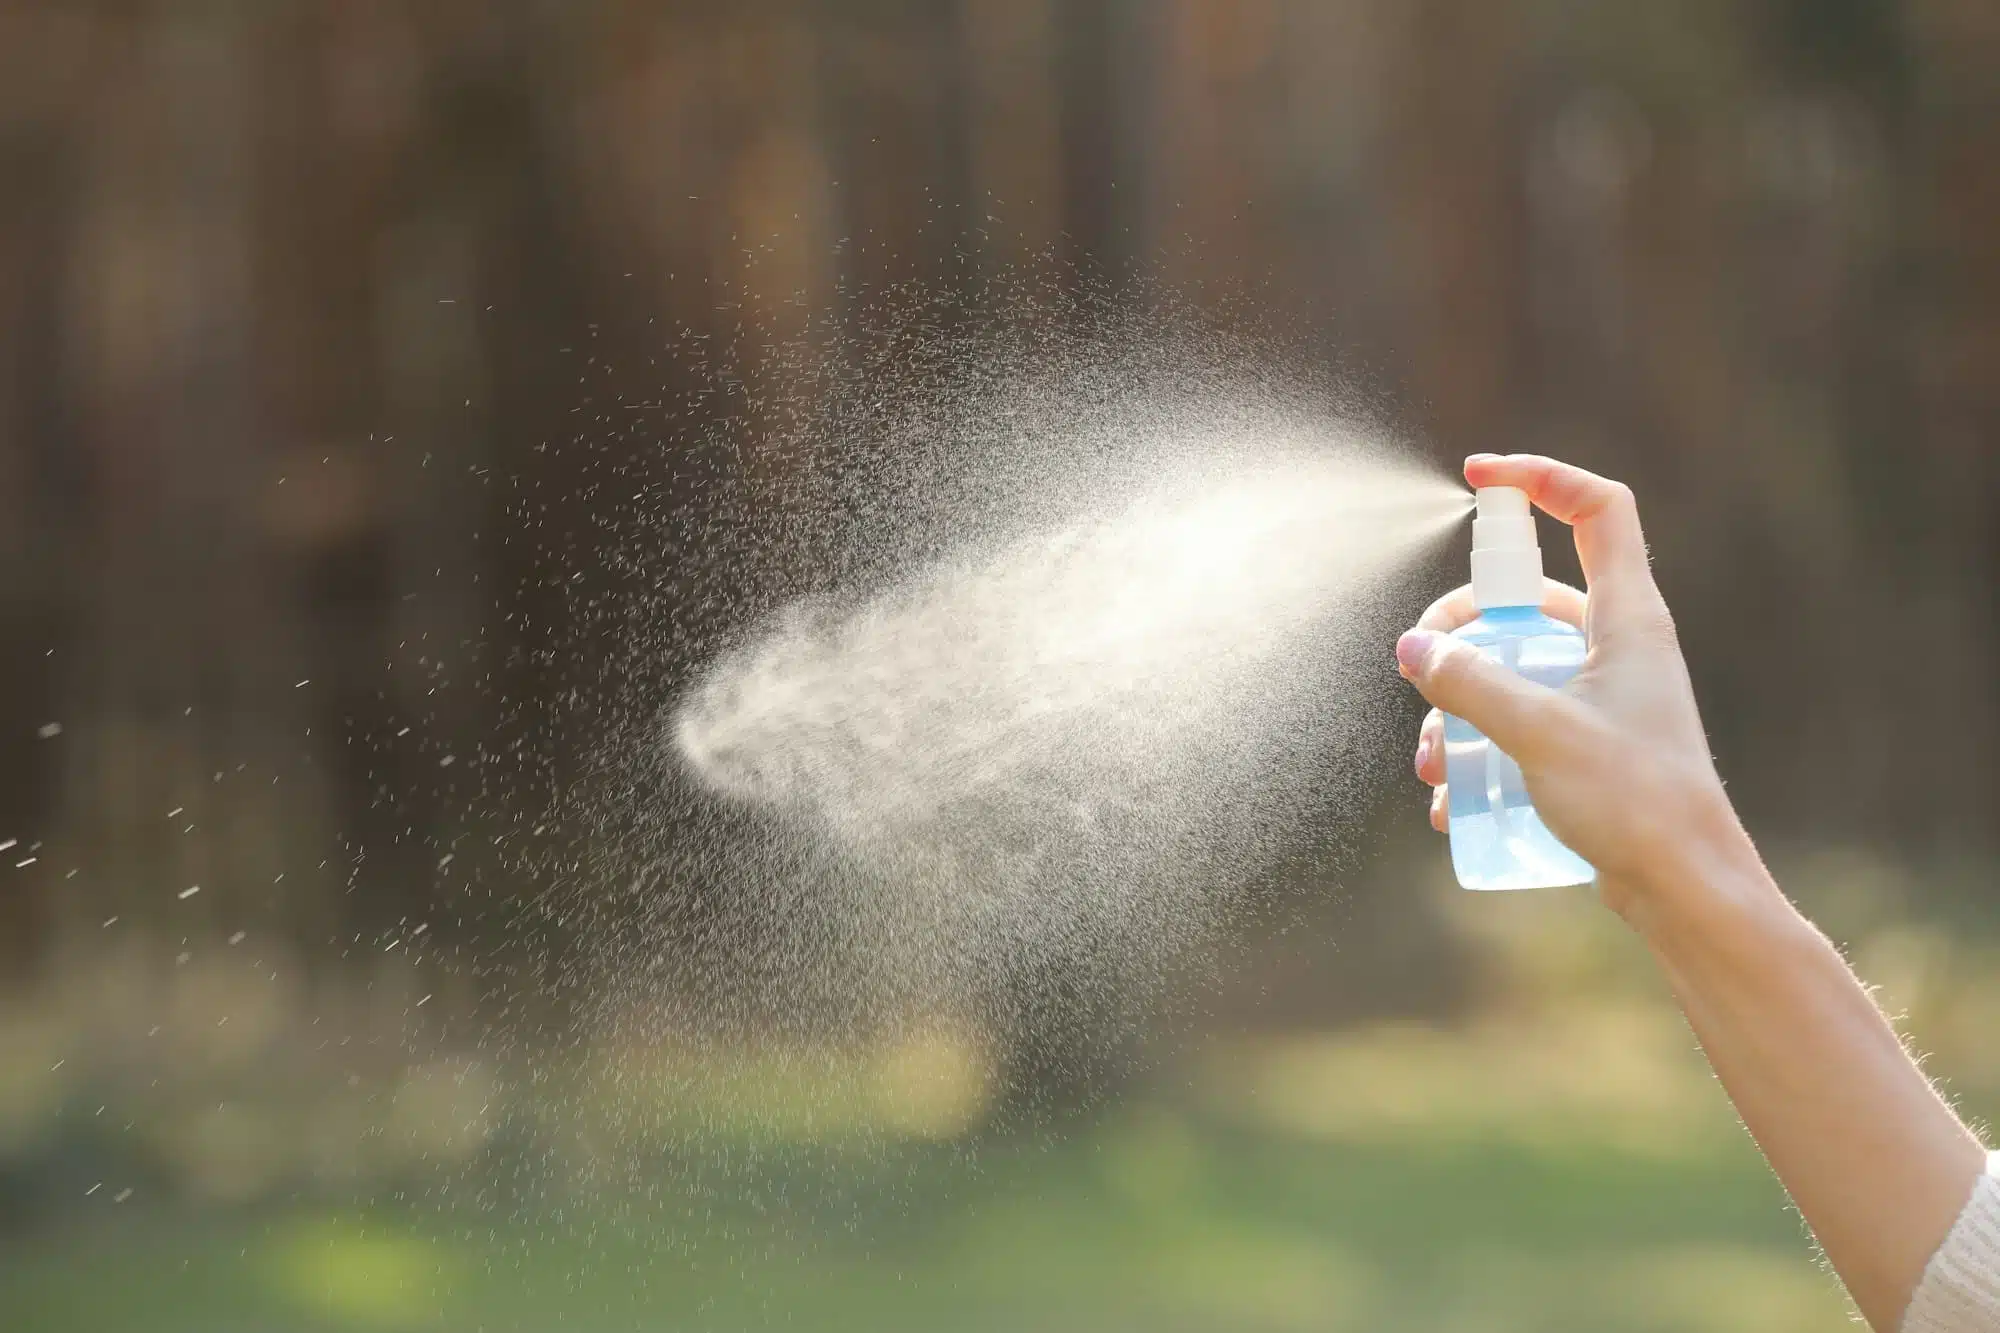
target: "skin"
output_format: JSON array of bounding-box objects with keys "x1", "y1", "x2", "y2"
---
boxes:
[{"x1": 1397, "y1": 453, "x2": 1986, "y2": 1332}]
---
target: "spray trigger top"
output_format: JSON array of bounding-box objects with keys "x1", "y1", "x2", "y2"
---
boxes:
[{"x1": 1470, "y1": 485, "x2": 1544, "y2": 609}]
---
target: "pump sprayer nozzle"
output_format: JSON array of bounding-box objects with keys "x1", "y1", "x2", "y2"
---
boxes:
[{"x1": 1470, "y1": 485, "x2": 1545, "y2": 608}]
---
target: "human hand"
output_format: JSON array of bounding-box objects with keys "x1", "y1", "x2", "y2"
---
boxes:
[{"x1": 1398, "y1": 454, "x2": 1752, "y2": 924}]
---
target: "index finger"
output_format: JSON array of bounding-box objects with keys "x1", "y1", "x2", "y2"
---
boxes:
[
  {"x1": 1463, "y1": 454, "x2": 1656, "y2": 607},
  {"x1": 1416, "y1": 578, "x2": 1588, "y2": 634}
]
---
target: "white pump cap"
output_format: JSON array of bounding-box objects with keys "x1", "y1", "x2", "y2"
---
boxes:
[{"x1": 1470, "y1": 485, "x2": 1544, "y2": 609}]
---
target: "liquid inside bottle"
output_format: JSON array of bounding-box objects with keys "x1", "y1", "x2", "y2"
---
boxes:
[{"x1": 1444, "y1": 605, "x2": 1595, "y2": 890}]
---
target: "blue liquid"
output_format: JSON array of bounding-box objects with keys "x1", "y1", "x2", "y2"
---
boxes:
[{"x1": 1444, "y1": 605, "x2": 1595, "y2": 890}]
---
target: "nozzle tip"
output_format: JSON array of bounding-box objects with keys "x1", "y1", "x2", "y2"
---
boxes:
[{"x1": 1474, "y1": 485, "x2": 1529, "y2": 519}]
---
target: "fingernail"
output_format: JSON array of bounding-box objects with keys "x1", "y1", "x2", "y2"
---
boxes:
[
  {"x1": 1414, "y1": 735, "x2": 1433, "y2": 777},
  {"x1": 1396, "y1": 628, "x2": 1442, "y2": 674},
  {"x1": 1465, "y1": 452, "x2": 1500, "y2": 464}
]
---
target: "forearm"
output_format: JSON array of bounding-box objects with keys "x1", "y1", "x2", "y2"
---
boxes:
[{"x1": 1635, "y1": 815, "x2": 1986, "y2": 1331}]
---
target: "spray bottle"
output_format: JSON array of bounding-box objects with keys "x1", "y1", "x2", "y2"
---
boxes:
[{"x1": 1444, "y1": 486, "x2": 1595, "y2": 890}]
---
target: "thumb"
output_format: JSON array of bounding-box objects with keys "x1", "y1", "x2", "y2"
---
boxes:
[{"x1": 1395, "y1": 628, "x2": 1576, "y2": 769}]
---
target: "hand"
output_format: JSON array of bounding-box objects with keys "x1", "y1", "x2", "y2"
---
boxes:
[
  {"x1": 1401, "y1": 455, "x2": 1991, "y2": 1332},
  {"x1": 1398, "y1": 454, "x2": 1750, "y2": 924}
]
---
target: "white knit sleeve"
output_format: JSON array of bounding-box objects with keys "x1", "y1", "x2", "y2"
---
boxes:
[{"x1": 1903, "y1": 1154, "x2": 2000, "y2": 1332}]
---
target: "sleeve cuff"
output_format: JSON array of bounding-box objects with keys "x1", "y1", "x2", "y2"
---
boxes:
[{"x1": 1902, "y1": 1152, "x2": 2000, "y2": 1333}]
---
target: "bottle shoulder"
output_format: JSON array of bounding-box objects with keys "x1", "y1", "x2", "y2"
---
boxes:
[{"x1": 1451, "y1": 607, "x2": 1584, "y2": 646}]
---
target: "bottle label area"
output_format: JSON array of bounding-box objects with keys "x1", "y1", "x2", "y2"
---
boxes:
[{"x1": 1444, "y1": 614, "x2": 1595, "y2": 890}]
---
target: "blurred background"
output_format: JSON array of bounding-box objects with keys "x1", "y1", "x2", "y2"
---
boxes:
[{"x1": 2, "y1": 1, "x2": 1997, "y2": 1330}]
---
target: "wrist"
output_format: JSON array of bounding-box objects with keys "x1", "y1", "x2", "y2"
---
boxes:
[{"x1": 1618, "y1": 779, "x2": 1792, "y2": 951}]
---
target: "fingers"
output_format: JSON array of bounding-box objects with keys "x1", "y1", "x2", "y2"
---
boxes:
[
  {"x1": 1416, "y1": 708, "x2": 1444, "y2": 785},
  {"x1": 1462, "y1": 455, "x2": 1661, "y2": 620},
  {"x1": 1421, "y1": 708, "x2": 1445, "y2": 830},
  {"x1": 1396, "y1": 627, "x2": 1582, "y2": 769},
  {"x1": 1417, "y1": 578, "x2": 1588, "y2": 634}
]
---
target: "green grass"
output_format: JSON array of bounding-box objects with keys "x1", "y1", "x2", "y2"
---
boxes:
[
  {"x1": 14, "y1": 872, "x2": 1949, "y2": 1331},
  {"x1": 0, "y1": 1074, "x2": 1847, "y2": 1333},
  {"x1": 17, "y1": 852, "x2": 1995, "y2": 1330}
]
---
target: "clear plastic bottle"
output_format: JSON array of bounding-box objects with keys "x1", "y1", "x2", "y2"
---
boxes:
[{"x1": 1444, "y1": 488, "x2": 1595, "y2": 890}]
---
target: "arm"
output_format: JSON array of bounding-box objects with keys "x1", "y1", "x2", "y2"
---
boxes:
[
  {"x1": 1396, "y1": 453, "x2": 1985, "y2": 1332},
  {"x1": 1642, "y1": 812, "x2": 1983, "y2": 1330}
]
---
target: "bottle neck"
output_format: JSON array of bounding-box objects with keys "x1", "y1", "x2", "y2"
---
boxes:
[{"x1": 1476, "y1": 603, "x2": 1548, "y2": 623}]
